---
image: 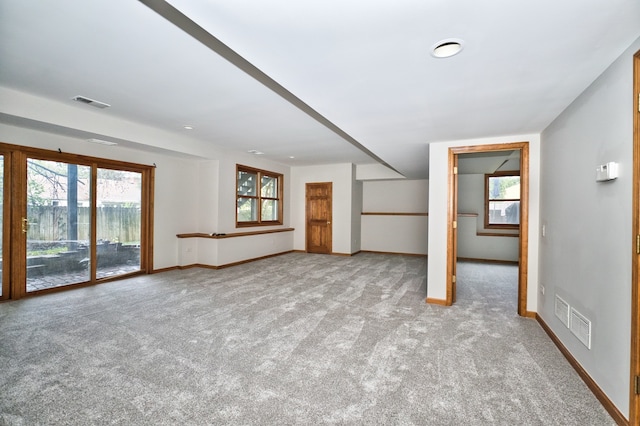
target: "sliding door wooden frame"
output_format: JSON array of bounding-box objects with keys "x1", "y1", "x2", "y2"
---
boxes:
[
  {"x1": 0, "y1": 149, "x2": 11, "y2": 300},
  {"x1": 145, "y1": 167, "x2": 155, "y2": 272},
  {"x1": 0, "y1": 141, "x2": 155, "y2": 300},
  {"x1": 90, "y1": 164, "x2": 98, "y2": 283},
  {"x1": 10, "y1": 149, "x2": 27, "y2": 300}
]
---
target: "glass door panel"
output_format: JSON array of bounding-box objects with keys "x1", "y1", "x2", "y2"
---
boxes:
[
  {"x1": 26, "y1": 159, "x2": 91, "y2": 292},
  {"x1": 96, "y1": 168, "x2": 141, "y2": 279}
]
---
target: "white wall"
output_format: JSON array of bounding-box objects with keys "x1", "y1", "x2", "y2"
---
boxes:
[
  {"x1": 363, "y1": 180, "x2": 428, "y2": 213},
  {"x1": 180, "y1": 230, "x2": 294, "y2": 267},
  {"x1": 186, "y1": 153, "x2": 292, "y2": 266},
  {"x1": 290, "y1": 163, "x2": 357, "y2": 254},
  {"x1": 457, "y1": 174, "x2": 488, "y2": 231},
  {"x1": 361, "y1": 179, "x2": 428, "y2": 255},
  {"x1": 214, "y1": 153, "x2": 290, "y2": 234},
  {"x1": 539, "y1": 36, "x2": 640, "y2": 417},
  {"x1": 457, "y1": 174, "x2": 519, "y2": 262},
  {"x1": 196, "y1": 160, "x2": 220, "y2": 234},
  {"x1": 356, "y1": 163, "x2": 405, "y2": 180},
  {"x1": 361, "y1": 215, "x2": 428, "y2": 254},
  {"x1": 152, "y1": 156, "x2": 199, "y2": 269},
  {"x1": 0, "y1": 123, "x2": 200, "y2": 270},
  {"x1": 427, "y1": 134, "x2": 540, "y2": 307},
  {"x1": 456, "y1": 218, "x2": 519, "y2": 262}
]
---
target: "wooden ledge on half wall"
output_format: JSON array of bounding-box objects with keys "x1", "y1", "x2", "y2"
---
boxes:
[
  {"x1": 177, "y1": 228, "x2": 294, "y2": 239},
  {"x1": 476, "y1": 231, "x2": 519, "y2": 238},
  {"x1": 360, "y1": 212, "x2": 479, "y2": 217}
]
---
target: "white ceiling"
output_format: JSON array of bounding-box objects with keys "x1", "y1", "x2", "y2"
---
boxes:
[{"x1": 1, "y1": 0, "x2": 639, "y2": 178}]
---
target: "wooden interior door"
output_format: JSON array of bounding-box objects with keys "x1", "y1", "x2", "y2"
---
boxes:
[{"x1": 306, "y1": 182, "x2": 332, "y2": 254}]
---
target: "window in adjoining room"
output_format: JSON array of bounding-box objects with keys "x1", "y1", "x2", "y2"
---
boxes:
[
  {"x1": 485, "y1": 171, "x2": 520, "y2": 229},
  {"x1": 236, "y1": 165, "x2": 283, "y2": 227}
]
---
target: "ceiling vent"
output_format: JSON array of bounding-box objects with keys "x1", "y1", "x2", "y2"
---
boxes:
[
  {"x1": 72, "y1": 95, "x2": 111, "y2": 109},
  {"x1": 86, "y1": 138, "x2": 117, "y2": 146}
]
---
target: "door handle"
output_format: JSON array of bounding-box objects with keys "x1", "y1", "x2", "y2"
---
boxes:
[
  {"x1": 327, "y1": 221, "x2": 331, "y2": 224},
  {"x1": 21, "y1": 217, "x2": 29, "y2": 233}
]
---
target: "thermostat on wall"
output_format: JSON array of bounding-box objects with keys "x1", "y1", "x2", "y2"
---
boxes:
[{"x1": 596, "y1": 162, "x2": 618, "y2": 182}]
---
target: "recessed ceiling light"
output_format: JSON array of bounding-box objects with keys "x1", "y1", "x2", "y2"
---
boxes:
[
  {"x1": 183, "y1": 125, "x2": 194, "y2": 130},
  {"x1": 289, "y1": 156, "x2": 295, "y2": 159},
  {"x1": 431, "y1": 39, "x2": 464, "y2": 58},
  {"x1": 248, "y1": 150, "x2": 264, "y2": 155}
]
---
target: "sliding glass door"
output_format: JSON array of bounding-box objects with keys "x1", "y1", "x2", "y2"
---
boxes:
[
  {"x1": 26, "y1": 159, "x2": 92, "y2": 292},
  {"x1": 0, "y1": 142, "x2": 153, "y2": 300},
  {"x1": 96, "y1": 168, "x2": 142, "y2": 279}
]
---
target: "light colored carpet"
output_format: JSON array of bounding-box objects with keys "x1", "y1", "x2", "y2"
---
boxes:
[{"x1": 0, "y1": 253, "x2": 614, "y2": 425}]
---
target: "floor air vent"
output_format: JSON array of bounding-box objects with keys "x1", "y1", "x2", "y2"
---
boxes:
[
  {"x1": 554, "y1": 295, "x2": 570, "y2": 327},
  {"x1": 570, "y1": 308, "x2": 591, "y2": 349}
]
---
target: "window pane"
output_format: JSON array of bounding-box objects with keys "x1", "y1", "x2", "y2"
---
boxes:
[
  {"x1": 236, "y1": 165, "x2": 283, "y2": 227},
  {"x1": 488, "y1": 176, "x2": 520, "y2": 200},
  {"x1": 26, "y1": 160, "x2": 92, "y2": 292},
  {"x1": 489, "y1": 200, "x2": 520, "y2": 225},
  {"x1": 261, "y1": 175, "x2": 277, "y2": 198},
  {"x1": 238, "y1": 170, "x2": 257, "y2": 196},
  {"x1": 261, "y1": 199, "x2": 278, "y2": 221},
  {"x1": 96, "y1": 168, "x2": 141, "y2": 280},
  {"x1": 237, "y1": 197, "x2": 257, "y2": 222}
]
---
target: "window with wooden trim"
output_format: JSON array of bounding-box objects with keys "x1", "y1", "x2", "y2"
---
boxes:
[
  {"x1": 485, "y1": 171, "x2": 520, "y2": 229},
  {"x1": 236, "y1": 165, "x2": 283, "y2": 227}
]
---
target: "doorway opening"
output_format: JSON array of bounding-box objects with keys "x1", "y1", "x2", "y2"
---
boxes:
[{"x1": 447, "y1": 142, "x2": 530, "y2": 316}]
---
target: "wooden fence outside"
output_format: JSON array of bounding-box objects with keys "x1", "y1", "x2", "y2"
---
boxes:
[{"x1": 27, "y1": 205, "x2": 141, "y2": 244}]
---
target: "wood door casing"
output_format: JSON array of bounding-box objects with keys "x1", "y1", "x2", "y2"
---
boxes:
[
  {"x1": 630, "y1": 48, "x2": 640, "y2": 425},
  {"x1": 306, "y1": 182, "x2": 332, "y2": 254},
  {"x1": 451, "y1": 153, "x2": 458, "y2": 304},
  {"x1": 447, "y1": 141, "x2": 529, "y2": 315}
]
